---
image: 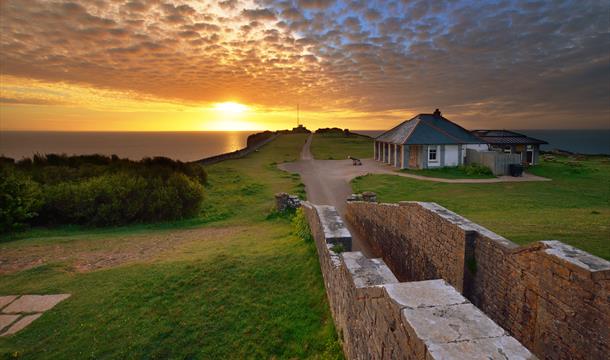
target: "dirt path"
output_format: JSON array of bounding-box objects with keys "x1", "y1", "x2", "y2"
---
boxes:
[
  {"x1": 0, "y1": 226, "x2": 247, "y2": 274},
  {"x1": 280, "y1": 135, "x2": 376, "y2": 256}
]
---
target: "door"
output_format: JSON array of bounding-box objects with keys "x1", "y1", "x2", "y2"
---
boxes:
[
  {"x1": 526, "y1": 150, "x2": 533, "y2": 165},
  {"x1": 409, "y1": 145, "x2": 420, "y2": 168}
]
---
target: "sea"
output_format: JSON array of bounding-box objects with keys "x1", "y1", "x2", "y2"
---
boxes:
[
  {"x1": 0, "y1": 131, "x2": 255, "y2": 162},
  {"x1": 0, "y1": 129, "x2": 608, "y2": 161}
]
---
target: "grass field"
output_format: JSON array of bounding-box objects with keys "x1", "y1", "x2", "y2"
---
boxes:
[
  {"x1": 353, "y1": 155, "x2": 610, "y2": 260},
  {"x1": 310, "y1": 133, "x2": 373, "y2": 160},
  {"x1": 0, "y1": 134, "x2": 343, "y2": 359}
]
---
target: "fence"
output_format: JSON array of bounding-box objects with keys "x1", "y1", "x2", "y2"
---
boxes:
[{"x1": 465, "y1": 149, "x2": 521, "y2": 175}]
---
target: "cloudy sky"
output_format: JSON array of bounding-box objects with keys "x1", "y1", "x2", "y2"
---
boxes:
[{"x1": 0, "y1": 0, "x2": 608, "y2": 131}]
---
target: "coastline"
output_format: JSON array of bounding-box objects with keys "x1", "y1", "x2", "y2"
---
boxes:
[{"x1": 195, "y1": 133, "x2": 278, "y2": 165}]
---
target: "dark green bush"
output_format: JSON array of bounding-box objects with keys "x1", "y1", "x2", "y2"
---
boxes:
[
  {"x1": 459, "y1": 163, "x2": 493, "y2": 176},
  {"x1": 39, "y1": 172, "x2": 204, "y2": 227},
  {"x1": 0, "y1": 167, "x2": 42, "y2": 233},
  {"x1": 1, "y1": 154, "x2": 207, "y2": 232}
]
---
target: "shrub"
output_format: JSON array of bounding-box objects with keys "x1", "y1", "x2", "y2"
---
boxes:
[
  {"x1": 0, "y1": 154, "x2": 207, "y2": 231},
  {"x1": 40, "y1": 173, "x2": 204, "y2": 227},
  {"x1": 459, "y1": 163, "x2": 493, "y2": 176},
  {"x1": 0, "y1": 167, "x2": 42, "y2": 233},
  {"x1": 292, "y1": 208, "x2": 313, "y2": 242},
  {"x1": 331, "y1": 244, "x2": 345, "y2": 253}
]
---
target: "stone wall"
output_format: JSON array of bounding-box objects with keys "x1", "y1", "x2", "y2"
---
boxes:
[
  {"x1": 302, "y1": 202, "x2": 535, "y2": 359},
  {"x1": 346, "y1": 201, "x2": 610, "y2": 360},
  {"x1": 196, "y1": 134, "x2": 278, "y2": 165}
]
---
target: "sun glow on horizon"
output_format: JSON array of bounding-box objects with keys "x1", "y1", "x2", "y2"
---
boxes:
[
  {"x1": 205, "y1": 101, "x2": 261, "y2": 131},
  {"x1": 214, "y1": 102, "x2": 249, "y2": 114}
]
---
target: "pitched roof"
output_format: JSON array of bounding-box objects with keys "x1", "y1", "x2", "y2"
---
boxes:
[
  {"x1": 471, "y1": 130, "x2": 548, "y2": 145},
  {"x1": 375, "y1": 113, "x2": 486, "y2": 145}
]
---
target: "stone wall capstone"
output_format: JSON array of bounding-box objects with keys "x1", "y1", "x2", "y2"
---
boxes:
[
  {"x1": 302, "y1": 201, "x2": 535, "y2": 359},
  {"x1": 345, "y1": 200, "x2": 610, "y2": 360}
]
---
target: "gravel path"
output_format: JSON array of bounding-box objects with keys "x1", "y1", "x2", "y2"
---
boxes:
[
  {"x1": 280, "y1": 135, "x2": 550, "y2": 256},
  {"x1": 280, "y1": 135, "x2": 376, "y2": 256}
]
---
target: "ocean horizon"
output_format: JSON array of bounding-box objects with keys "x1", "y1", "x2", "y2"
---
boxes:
[{"x1": 1, "y1": 129, "x2": 608, "y2": 161}]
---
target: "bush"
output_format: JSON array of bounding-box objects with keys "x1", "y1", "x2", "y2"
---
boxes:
[
  {"x1": 459, "y1": 163, "x2": 493, "y2": 176},
  {"x1": 292, "y1": 208, "x2": 313, "y2": 242},
  {"x1": 40, "y1": 173, "x2": 204, "y2": 227},
  {"x1": 0, "y1": 168, "x2": 42, "y2": 233},
  {"x1": 0, "y1": 154, "x2": 207, "y2": 232}
]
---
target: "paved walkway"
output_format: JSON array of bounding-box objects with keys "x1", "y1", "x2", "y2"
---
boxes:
[
  {"x1": 280, "y1": 135, "x2": 376, "y2": 256},
  {"x1": 0, "y1": 294, "x2": 70, "y2": 336}
]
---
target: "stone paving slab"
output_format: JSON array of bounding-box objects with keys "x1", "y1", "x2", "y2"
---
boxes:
[
  {"x1": 0, "y1": 314, "x2": 20, "y2": 332},
  {"x1": 2, "y1": 294, "x2": 71, "y2": 314},
  {"x1": 403, "y1": 303, "x2": 506, "y2": 344},
  {"x1": 1, "y1": 314, "x2": 42, "y2": 337},
  {"x1": 0, "y1": 296, "x2": 18, "y2": 310},
  {"x1": 427, "y1": 335, "x2": 537, "y2": 360},
  {"x1": 384, "y1": 280, "x2": 468, "y2": 309}
]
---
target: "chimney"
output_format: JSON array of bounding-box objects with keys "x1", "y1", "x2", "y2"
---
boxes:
[{"x1": 433, "y1": 108, "x2": 441, "y2": 118}]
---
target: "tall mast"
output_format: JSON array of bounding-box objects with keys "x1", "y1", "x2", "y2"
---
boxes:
[{"x1": 297, "y1": 103, "x2": 300, "y2": 126}]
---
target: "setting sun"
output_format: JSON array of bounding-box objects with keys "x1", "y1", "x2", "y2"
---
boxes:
[
  {"x1": 207, "y1": 101, "x2": 259, "y2": 131},
  {"x1": 214, "y1": 102, "x2": 249, "y2": 114}
]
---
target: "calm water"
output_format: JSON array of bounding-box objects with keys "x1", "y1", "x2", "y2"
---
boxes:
[
  {"x1": 1, "y1": 129, "x2": 608, "y2": 161},
  {"x1": 356, "y1": 130, "x2": 610, "y2": 155},
  {"x1": 0, "y1": 131, "x2": 256, "y2": 162}
]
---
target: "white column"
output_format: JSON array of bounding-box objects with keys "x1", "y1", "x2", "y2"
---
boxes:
[
  {"x1": 385, "y1": 143, "x2": 389, "y2": 163},
  {"x1": 373, "y1": 141, "x2": 377, "y2": 160},
  {"x1": 395, "y1": 145, "x2": 400, "y2": 167},
  {"x1": 399, "y1": 145, "x2": 403, "y2": 168}
]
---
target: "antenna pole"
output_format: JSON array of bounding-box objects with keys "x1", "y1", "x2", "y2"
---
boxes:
[{"x1": 297, "y1": 104, "x2": 300, "y2": 126}]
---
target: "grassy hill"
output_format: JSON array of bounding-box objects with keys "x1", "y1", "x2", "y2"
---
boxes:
[
  {"x1": 0, "y1": 135, "x2": 342, "y2": 359},
  {"x1": 310, "y1": 133, "x2": 373, "y2": 160}
]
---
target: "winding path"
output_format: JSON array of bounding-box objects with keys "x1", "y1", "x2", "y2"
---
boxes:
[
  {"x1": 280, "y1": 134, "x2": 549, "y2": 255},
  {"x1": 280, "y1": 135, "x2": 375, "y2": 256}
]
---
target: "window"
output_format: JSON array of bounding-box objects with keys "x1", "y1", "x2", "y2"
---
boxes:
[
  {"x1": 503, "y1": 146, "x2": 512, "y2": 153},
  {"x1": 428, "y1": 146, "x2": 438, "y2": 162}
]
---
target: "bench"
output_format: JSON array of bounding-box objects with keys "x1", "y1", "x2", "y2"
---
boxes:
[{"x1": 348, "y1": 156, "x2": 362, "y2": 166}]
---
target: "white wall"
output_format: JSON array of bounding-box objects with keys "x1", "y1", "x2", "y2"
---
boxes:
[
  {"x1": 444, "y1": 145, "x2": 459, "y2": 166},
  {"x1": 464, "y1": 144, "x2": 489, "y2": 151}
]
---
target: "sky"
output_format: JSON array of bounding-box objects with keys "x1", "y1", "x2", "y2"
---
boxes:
[{"x1": 0, "y1": 0, "x2": 608, "y2": 131}]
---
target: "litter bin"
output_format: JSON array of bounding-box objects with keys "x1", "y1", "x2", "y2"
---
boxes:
[{"x1": 509, "y1": 164, "x2": 524, "y2": 177}]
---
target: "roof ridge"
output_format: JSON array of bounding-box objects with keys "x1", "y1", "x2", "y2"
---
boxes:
[
  {"x1": 404, "y1": 116, "x2": 422, "y2": 141},
  {"x1": 420, "y1": 118, "x2": 465, "y2": 143},
  {"x1": 375, "y1": 114, "x2": 419, "y2": 140}
]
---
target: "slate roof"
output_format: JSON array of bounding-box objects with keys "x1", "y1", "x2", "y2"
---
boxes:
[
  {"x1": 375, "y1": 114, "x2": 486, "y2": 145},
  {"x1": 471, "y1": 130, "x2": 548, "y2": 145}
]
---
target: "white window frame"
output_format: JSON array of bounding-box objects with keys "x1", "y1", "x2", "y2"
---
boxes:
[{"x1": 428, "y1": 145, "x2": 439, "y2": 163}]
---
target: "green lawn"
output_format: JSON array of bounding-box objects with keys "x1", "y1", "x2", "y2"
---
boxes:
[
  {"x1": 352, "y1": 155, "x2": 610, "y2": 260},
  {"x1": 310, "y1": 133, "x2": 373, "y2": 160},
  {"x1": 400, "y1": 165, "x2": 495, "y2": 179},
  {"x1": 0, "y1": 134, "x2": 342, "y2": 359}
]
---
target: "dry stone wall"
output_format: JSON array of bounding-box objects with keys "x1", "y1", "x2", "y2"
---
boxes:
[
  {"x1": 302, "y1": 202, "x2": 535, "y2": 359},
  {"x1": 346, "y1": 201, "x2": 610, "y2": 360}
]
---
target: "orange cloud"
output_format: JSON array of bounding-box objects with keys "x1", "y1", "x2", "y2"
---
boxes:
[{"x1": 0, "y1": 0, "x2": 608, "y2": 130}]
